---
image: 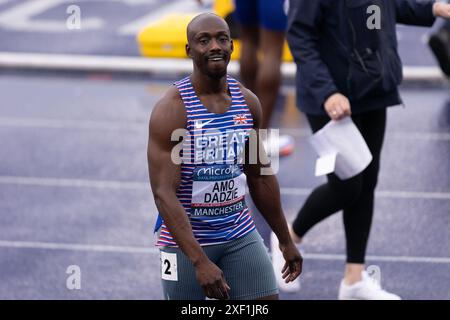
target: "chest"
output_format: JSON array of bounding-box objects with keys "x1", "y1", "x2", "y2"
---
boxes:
[{"x1": 197, "y1": 92, "x2": 232, "y2": 114}]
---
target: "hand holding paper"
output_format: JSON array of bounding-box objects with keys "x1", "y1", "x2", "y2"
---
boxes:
[{"x1": 309, "y1": 117, "x2": 372, "y2": 180}]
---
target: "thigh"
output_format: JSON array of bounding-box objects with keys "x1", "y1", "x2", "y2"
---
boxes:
[
  {"x1": 258, "y1": 0, "x2": 287, "y2": 31},
  {"x1": 159, "y1": 246, "x2": 206, "y2": 300},
  {"x1": 234, "y1": 0, "x2": 259, "y2": 27},
  {"x1": 358, "y1": 109, "x2": 387, "y2": 163},
  {"x1": 218, "y1": 230, "x2": 278, "y2": 300},
  {"x1": 358, "y1": 109, "x2": 387, "y2": 188}
]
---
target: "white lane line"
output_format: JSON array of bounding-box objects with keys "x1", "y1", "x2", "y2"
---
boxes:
[
  {"x1": 0, "y1": 0, "x2": 103, "y2": 32},
  {"x1": 0, "y1": 52, "x2": 239, "y2": 75},
  {"x1": 375, "y1": 190, "x2": 450, "y2": 200},
  {"x1": 0, "y1": 240, "x2": 155, "y2": 254},
  {"x1": 0, "y1": 240, "x2": 449, "y2": 264},
  {"x1": 118, "y1": 0, "x2": 204, "y2": 35},
  {"x1": 1, "y1": 117, "x2": 450, "y2": 142},
  {"x1": 0, "y1": 176, "x2": 149, "y2": 190},
  {"x1": 389, "y1": 132, "x2": 450, "y2": 141},
  {"x1": 0, "y1": 52, "x2": 446, "y2": 81},
  {"x1": 280, "y1": 188, "x2": 450, "y2": 200},
  {"x1": 279, "y1": 128, "x2": 450, "y2": 141},
  {"x1": 1, "y1": 176, "x2": 449, "y2": 200},
  {"x1": 303, "y1": 253, "x2": 450, "y2": 264},
  {"x1": 0, "y1": 117, "x2": 146, "y2": 131},
  {"x1": 0, "y1": 0, "x2": 154, "y2": 33}
]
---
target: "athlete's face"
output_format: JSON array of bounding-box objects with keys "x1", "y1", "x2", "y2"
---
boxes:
[{"x1": 186, "y1": 15, "x2": 233, "y2": 79}]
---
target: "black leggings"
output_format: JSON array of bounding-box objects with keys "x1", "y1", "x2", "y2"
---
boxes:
[{"x1": 293, "y1": 109, "x2": 387, "y2": 263}]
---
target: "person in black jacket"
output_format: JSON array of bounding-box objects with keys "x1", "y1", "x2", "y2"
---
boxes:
[
  {"x1": 429, "y1": 17, "x2": 450, "y2": 76},
  {"x1": 276, "y1": 0, "x2": 450, "y2": 299}
]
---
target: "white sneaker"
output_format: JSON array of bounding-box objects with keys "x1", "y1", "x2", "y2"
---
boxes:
[
  {"x1": 338, "y1": 271, "x2": 401, "y2": 300},
  {"x1": 262, "y1": 134, "x2": 295, "y2": 157},
  {"x1": 270, "y1": 232, "x2": 301, "y2": 293}
]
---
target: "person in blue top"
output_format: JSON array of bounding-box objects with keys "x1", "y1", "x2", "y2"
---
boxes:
[
  {"x1": 273, "y1": 0, "x2": 450, "y2": 299},
  {"x1": 147, "y1": 13, "x2": 302, "y2": 300},
  {"x1": 232, "y1": 0, "x2": 296, "y2": 156},
  {"x1": 196, "y1": 0, "x2": 296, "y2": 156}
]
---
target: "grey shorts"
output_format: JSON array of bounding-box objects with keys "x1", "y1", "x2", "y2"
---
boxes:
[{"x1": 159, "y1": 230, "x2": 278, "y2": 300}]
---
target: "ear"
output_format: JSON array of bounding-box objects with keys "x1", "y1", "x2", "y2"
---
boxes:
[
  {"x1": 186, "y1": 43, "x2": 192, "y2": 58},
  {"x1": 230, "y1": 39, "x2": 234, "y2": 54}
]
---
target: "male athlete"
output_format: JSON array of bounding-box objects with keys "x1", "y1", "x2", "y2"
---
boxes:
[{"x1": 147, "y1": 13, "x2": 302, "y2": 300}]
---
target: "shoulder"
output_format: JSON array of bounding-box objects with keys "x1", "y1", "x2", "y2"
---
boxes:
[
  {"x1": 236, "y1": 81, "x2": 262, "y2": 129},
  {"x1": 150, "y1": 84, "x2": 186, "y2": 131}
]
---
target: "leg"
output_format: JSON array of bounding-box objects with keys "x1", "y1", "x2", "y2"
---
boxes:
[
  {"x1": 257, "y1": 0, "x2": 287, "y2": 129},
  {"x1": 256, "y1": 294, "x2": 279, "y2": 300},
  {"x1": 160, "y1": 246, "x2": 206, "y2": 300},
  {"x1": 257, "y1": 28, "x2": 285, "y2": 129},
  {"x1": 291, "y1": 114, "x2": 364, "y2": 240},
  {"x1": 233, "y1": 0, "x2": 259, "y2": 91},
  {"x1": 342, "y1": 109, "x2": 386, "y2": 284},
  {"x1": 218, "y1": 230, "x2": 278, "y2": 300},
  {"x1": 292, "y1": 173, "x2": 364, "y2": 239},
  {"x1": 239, "y1": 25, "x2": 260, "y2": 92}
]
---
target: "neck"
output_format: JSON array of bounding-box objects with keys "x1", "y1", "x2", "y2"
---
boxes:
[{"x1": 191, "y1": 69, "x2": 227, "y2": 94}]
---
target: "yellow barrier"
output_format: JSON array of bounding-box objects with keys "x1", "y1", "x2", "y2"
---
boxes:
[{"x1": 137, "y1": 0, "x2": 293, "y2": 61}]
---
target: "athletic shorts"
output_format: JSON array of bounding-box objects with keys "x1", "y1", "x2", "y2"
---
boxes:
[
  {"x1": 159, "y1": 230, "x2": 278, "y2": 300},
  {"x1": 233, "y1": 0, "x2": 287, "y2": 32}
]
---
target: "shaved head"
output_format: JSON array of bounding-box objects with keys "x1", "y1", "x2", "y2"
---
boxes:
[
  {"x1": 187, "y1": 13, "x2": 230, "y2": 43},
  {"x1": 185, "y1": 12, "x2": 233, "y2": 79}
]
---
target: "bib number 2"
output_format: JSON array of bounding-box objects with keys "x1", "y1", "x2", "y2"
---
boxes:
[{"x1": 161, "y1": 251, "x2": 178, "y2": 281}]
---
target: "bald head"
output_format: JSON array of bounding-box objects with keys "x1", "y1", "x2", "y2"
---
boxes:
[
  {"x1": 187, "y1": 13, "x2": 230, "y2": 43},
  {"x1": 185, "y1": 12, "x2": 233, "y2": 79}
]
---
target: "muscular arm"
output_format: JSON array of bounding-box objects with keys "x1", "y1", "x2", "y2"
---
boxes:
[
  {"x1": 241, "y1": 85, "x2": 302, "y2": 282},
  {"x1": 147, "y1": 87, "x2": 230, "y2": 299},
  {"x1": 148, "y1": 88, "x2": 204, "y2": 264}
]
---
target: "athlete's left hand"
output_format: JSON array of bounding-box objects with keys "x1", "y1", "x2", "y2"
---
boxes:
[
  {"x1": 280, "y1": 242, "x2": 303, "y2": 283},
  {"x1": 433, "y1": 2, "x2": 450, "y2": 19}
]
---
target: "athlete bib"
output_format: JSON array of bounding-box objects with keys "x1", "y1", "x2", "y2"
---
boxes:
[{"x1": 191, "y1": 164, "x2": 246, "y2": 217}]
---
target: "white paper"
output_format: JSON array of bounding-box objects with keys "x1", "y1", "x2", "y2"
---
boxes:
[
  {"x1": 315, "y1": 152, "x2": 337, "y2": 176},
  {"x1": 309, "y1": 117, "x2": 373, "y2": 180}
]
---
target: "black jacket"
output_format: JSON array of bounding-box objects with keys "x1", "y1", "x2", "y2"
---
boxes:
[{"x1": 287, "y1": 0, "x2": 436, "y2": 115}]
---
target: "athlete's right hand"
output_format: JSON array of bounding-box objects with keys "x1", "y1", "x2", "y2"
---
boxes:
[
  {"x1": 280, "y1": 242, "x2": 303, "y2": 283},
  {"x1": 324, "y1": 93, "x2": 352, "y2": 121},
  {"x1": 195, "y1": 258, "x2": 231, "y2": 300}
]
